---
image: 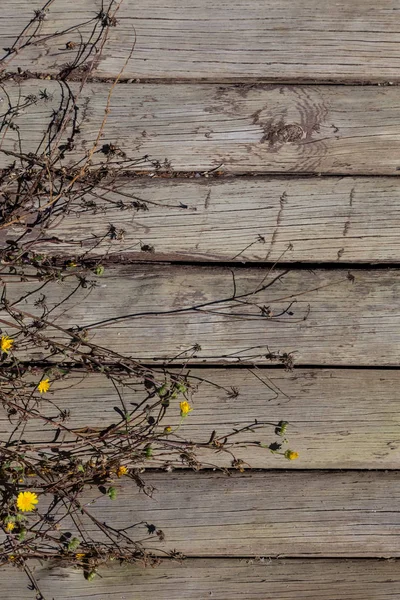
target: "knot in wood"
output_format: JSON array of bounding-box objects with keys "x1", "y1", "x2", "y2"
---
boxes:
[{"x1": 274, "y1": 123, "x2": 304, "y2": 143}]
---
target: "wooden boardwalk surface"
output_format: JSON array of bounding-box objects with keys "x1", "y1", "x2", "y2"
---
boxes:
[
  {"x1": 5, "y1": 471, "x2": 399, "y2": 557},
  {"x1": 4, "y1": 82, "x2": 400, "y2": 174},
  {"x1": 5, "y1": 265, "x2": 400, "y2": 366},
  {"x1": 13, "y1": 176, "x2": 400, "y2": 263},
  {"x1": 2, "y1": 369, "x2": 399, "y2": 469},
  {"x1": 3, "y1": 559, "x2": 400, "y2": 599},
  {"x1": 4, "y1": 0, "x2": 400, "y2": 82},
  {"x1": 2, "y1": 0, "x2": 400, "y2": 597}
]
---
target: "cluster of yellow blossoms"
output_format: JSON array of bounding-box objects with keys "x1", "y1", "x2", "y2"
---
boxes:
[
  {"x1": 4, "y1": 492, "x2": 39, "y2": 533},
  {"x1": 1, "y1": 336, "x2": 51, "y2": 393},
  {"x1": 2, "y1": 337, "x2": 48, "y2": 535}
]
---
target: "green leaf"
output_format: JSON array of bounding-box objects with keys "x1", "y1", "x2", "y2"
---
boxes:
[
  {"x1": 108, "y1": 486, "x2": 117, "y2": 500},
  {"x1": 157, "y1": 383, "x2": 168, "y2": 397},
  {"x1": 93, "y1": 265, "x2": 105, "y2": 276},
  {"x1": 67, "y1": 537, "x2": 80, "y2": 551}
]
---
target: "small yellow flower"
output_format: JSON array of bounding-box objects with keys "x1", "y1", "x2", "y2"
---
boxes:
[
  {"x1": 164, "y1": 426, "x2": 172, "y2": 434},
  {"x1": 5, "y1": 522, "x2": 15, "y2": 532},
  {"x1": 180, "y1": 400, "x2": 192, "y2": 417},
  {"x1": 284, "y1": 450, "x2": 299, "y2": 461},
  {"x1": 76, "y1": 553, "x2": 85, "y2": 560},
  {"x1": 16, "y1": 491, "x2": 39, "y2": 512},
  {"x1": 1, "y1": 335, "x2": 14, "y2": 353},
  {"x1": 37, "y1": 378, "x2": 50, "y2": 393},
  {"x1": 117, "y1": 465, "x2": 128, "y2": 477}
]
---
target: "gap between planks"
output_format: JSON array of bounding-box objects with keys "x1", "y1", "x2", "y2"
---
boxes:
[{"x1": 5, "y1": 72, "x2": 400, "y2": 87}]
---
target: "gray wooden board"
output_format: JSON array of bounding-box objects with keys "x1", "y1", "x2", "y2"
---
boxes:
[
  {"x1": 1, "y1": 558, "x2": 400, "y2": 599},
  {"x1": 4, "y1": 82, "x2": 400, "y2": 173},
  {"x1": 4, "y1": 0, "x2": 400, "y2": 82},
  {"x1": 9, "y1": 176, "x2": 400, "y2": 263},
  {"x1": 8, "y1": 471, "x2": 400, "y2": 557},
  {"x1": 4, "y1": 265, "x2": 400, "y2": 366},
  {"x1": 2, "y1": 369, "x2": 400, "y2": 469}
]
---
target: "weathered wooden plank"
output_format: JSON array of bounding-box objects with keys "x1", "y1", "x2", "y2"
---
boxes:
[
  {"x1": 32, "y1": 471, "x2": 400, "y2": 556},
  {"x1": 4, "y1": 0, "x2": 400, "y2": 83},
  {"x1": 3, "y1": 558, "x2": 400, "y2": 599},
  {"x1": 2, "y1": 369, "x2": 400, "y2": 469},
  {"x1": 5, "y1": 265, "x2": 400, "y2": 366},
  {"x1": 16, "y1": 176, "x2": 400, "y2": 263},
  {"x1": 4, "y1": 81, "x2": 400, "y2": 174}
]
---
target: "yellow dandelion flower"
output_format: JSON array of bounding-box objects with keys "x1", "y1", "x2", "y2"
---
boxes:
[
  {"x1": 284, "y1": 450, "x2": 299, "y2": 461},
  {"x1": 5, "y1": 522, "x2": 15, "y2": 532},
  {"x1": 164, "y1": 426, "x2": 172, "y2": 434},
  {"x1": 180, "y1": 400, "x2": 192, "y2": 417},
  {"x1": 37, "y1": 378, "x2": 50, "y2": 393},
  {"x1": 16, "y1": 491, "x2": 38, "y2": 512},
  {"x1": 76, "y1": 553, "x2": 85, "y2": 560},
  {"x1": 1, "y1": 335, "x2": 14, "y2": 353},
  {"x1": 117, "y1": 465, "x2": 128, "y2": 478}
]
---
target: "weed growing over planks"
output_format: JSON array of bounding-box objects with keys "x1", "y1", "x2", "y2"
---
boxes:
[
  {"x1": 0, "y1": 1, "x2": 336, "y2": 596},
  {"x1": 0, "y1": 244, "x2": 300, "y2": 592}
]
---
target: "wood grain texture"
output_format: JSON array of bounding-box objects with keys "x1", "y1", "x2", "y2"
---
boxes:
[
  {"x1": 15, "y1": 176, "x2": 400, "y2": 263},
  {"x1": 28, "y1": 471, "x2": 400, "y2": 557},
  {"x1": 4, "y1": 81, "x2": 400, "y2": 174},
  {"x1": 5, "y1": 265, "x2": 400, "y2": 366},
  {"x1": 4, "y1": 0, "x2": 400, "y2": 82},
  {"x1": 2, "y1": 558, "x2": 400, "y2": 599},
  {"x1": 3, "y1": 369, "x2": 400, "y2": 469}
]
